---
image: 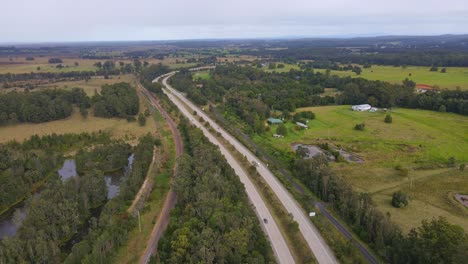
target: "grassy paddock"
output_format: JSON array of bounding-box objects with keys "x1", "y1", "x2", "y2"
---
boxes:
[
  {"x1": 314, "y1": 65, "x2": 468, "y2": 90},
  {"x1": 254, "y1": 105, "x2": 468, "y2": 231}
]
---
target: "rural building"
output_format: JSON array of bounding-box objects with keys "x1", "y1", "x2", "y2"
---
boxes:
[
  {"x1": 351, "y1": 104, "x2": 372, "y2": 111},
  {"x1": 416, "y1": 84, "x2": 434, "y2": 93},
  {"x1": 296, "y1": 122, "x2": 308, "y2": 129},
  {"x1": 267, "y1": 118, "x2": 283, "y2": 124}
]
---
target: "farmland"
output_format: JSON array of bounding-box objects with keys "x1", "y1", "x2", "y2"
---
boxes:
[
  {"x1": 262, "y1": 63, "x2": 468, "y2": 90},
  {"x1": 315, "y1": 65, "x2": 468, "y2": 90},
  {"x1": 254, "y1": 105, "x2": 468, "y2": 232}
]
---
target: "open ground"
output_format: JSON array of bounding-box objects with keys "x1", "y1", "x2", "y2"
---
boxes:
[{"x1": 254, "y1": 105, "x2": 468, "y2": 232}]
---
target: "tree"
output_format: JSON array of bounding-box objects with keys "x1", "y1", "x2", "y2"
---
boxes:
[
  {"x1": 405, "y1": 217, "x2": 468, "y2": 264},
  {"x1": 276, "y1": 124, "x2": 287, "y2": 136},
  {"x1": 48, "y1": 58, "x2": 63, "y2": 63},
  {"x1": 392, "y1": 191, "x2": 409, "y2": 208},
  {"x1": 138, "y1": 113, "x2": 146, "y2": 126},
  {"x1": 439, "y1": 105, "x2": 446, "y2": 112},
  {"x1": 384, "y1": 114, "x2": 393, "y2": 123},
  {"x1": 94, "y1": 62, "x2": 102, "y2": 69},
  {"x1": 80, "y1": 106, "x2": 88, "y2": 118}
]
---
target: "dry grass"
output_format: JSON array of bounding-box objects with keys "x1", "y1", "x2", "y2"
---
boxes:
[
  {"x1": 372, "y1": 169, "x2": 468, "y2": 233},
  {"x1": 0, "y1": 92, "x2": 157, "y2": 144}
]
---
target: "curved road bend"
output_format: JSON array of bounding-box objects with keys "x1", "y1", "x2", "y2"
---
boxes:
[
  {"x1": 156, "y1": 75, "x2": 295, "y2": 264},
  {"x1": 161, "y1": 73, "x2": 338, "y2": 264},
  {"x1": 137, "y1": 81, "x2": 183, "y2": 264}
]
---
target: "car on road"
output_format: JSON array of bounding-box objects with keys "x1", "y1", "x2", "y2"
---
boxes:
[{"x1": 263, "y1": 218, "x2": 268, "y2": 224}]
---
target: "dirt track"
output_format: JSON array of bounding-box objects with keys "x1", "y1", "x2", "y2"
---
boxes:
[{"x1": 137, "y1": 81, "x2": 183, "y2": 264}]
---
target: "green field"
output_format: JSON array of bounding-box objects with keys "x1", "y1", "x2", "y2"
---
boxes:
[
  {"x1": 315, "y1": 65, "x2": 468, "y2": 90},
  {"x1": 254, "y1": 106, "x2": 468, "y2": 232},
  {"x1": 192, "y1": 70, "x2": 211, "y2": 80}
]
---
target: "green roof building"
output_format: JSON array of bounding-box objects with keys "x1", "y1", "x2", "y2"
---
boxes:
[{"x1": 267, "y1": 118, "x2": 283, "y2": 124}]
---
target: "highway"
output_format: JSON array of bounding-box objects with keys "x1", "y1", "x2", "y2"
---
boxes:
[
  {"x1": 155, "y1": 73, "x2": 295, "y2": 264},
  {"x1": 159, "y1": 71, "x2": 338, "y2": 264}
]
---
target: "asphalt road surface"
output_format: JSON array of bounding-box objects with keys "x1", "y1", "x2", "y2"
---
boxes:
[
  {"x1": 160, "y1": 72, "x2": 338, "y2": 264},
  {"x1": 156, "y1": 74, "x2": 295, "y2": 264}
]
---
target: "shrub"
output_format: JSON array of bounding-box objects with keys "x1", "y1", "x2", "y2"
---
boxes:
[
  {"x1": 384, "y1": 114, "x2": 393, "y2": 123},
  {"x1": 459, "y1": 164, "x2": 465, "y2": 171},
  {"x1": 354, "y1": 123, "x2": 365, "y2": 131},
  {"x1": 448, "y1": 157, "x2": 456, "y2": 167},
  {"x1": 48, "y1": 58, "x2": 63, "y2": 64},
  {"x1": 392, "y1": 191, "x2": 409, "y2": 208},
  {"x1": 138, "y1": 113, "x2": 146, "y2": 126},
  {"x1": 276, "y1": 124, "x2": 287, "y2": 136}
]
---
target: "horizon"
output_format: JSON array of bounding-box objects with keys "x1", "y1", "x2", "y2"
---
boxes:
[
  {"x1": 1, "y1": 0, "x2": 467, "y2": 43},
  {"x1": 2, "y1": 33, "x2": 468, "y2": 46}
]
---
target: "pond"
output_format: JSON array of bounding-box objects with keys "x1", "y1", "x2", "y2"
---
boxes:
[{"x1": 0, "y1": 154, "x2": 134, "y2": 240}]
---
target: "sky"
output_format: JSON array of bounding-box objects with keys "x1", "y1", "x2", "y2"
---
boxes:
[{"x1": 1, "y1": 0, "x2": 468, "y2": 43}]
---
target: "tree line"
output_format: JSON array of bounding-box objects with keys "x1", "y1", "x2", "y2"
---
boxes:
[
  {"x1": 0, "y1": 88, "x2": 90, "y2": 125},
  {"x1": 0, "y1": 82, "x2": 141, "y2": 126},
  {"x1": 292, "y1": 156, "x2": 467, "y2": 264},
  {"x1": 156, "y1": 122, "x2": 274, "y2": 263},
  {"x1": 247, "y1": 47, "x2": 468, "y2": 67}
]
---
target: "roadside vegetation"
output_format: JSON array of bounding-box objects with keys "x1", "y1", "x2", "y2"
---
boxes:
[{"x1": 156, "y1": 124, "x2": 274, "y2": 263}]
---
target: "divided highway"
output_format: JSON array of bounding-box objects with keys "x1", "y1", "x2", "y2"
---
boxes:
[
  {"x1": 151, "y1": 73, "x2": 295, "y2": 264},
  {"x1": 158, "y1": 71, "x2": 338, "y2": 264}
]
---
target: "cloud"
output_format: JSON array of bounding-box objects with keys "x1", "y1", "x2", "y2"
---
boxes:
[{"x1": 1, "y1": 0, "x2": 467, "y2": 42}]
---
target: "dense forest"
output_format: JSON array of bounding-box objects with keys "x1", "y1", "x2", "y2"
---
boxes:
[
  {"x1": 293, "y1": 156, "x2": 468, "y2": 263},
  {"x1": 156, "y1": 122, "x2": 273, "y2": 263},
  {"x1": 93, "y1": 82, "x2": 139, "y2": 118},
  {"x1": 0, "y1": 88, "x2": 90, "y2": 125},
  {"x1": 247, "y1": 46, "x2": 468, "y2": 67},
  {"x1": 0, "y1": 134, "x2": 156, "y2": 263}
]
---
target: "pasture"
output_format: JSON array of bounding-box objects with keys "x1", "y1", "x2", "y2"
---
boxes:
[
  {"x1": 254, "y1": 105, "x2": 468, "y2": 231},
  {"x1": 315, "y1": 65, "x2": 468, "y2": 90}
]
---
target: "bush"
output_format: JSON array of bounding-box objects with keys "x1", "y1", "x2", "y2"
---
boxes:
[
  {"x1": 384, "y1": 114, "x2": 393, "y2": 123},
  {"x1": 459, "y1": 164, "x2": 465, "y2": 171},
  {"x1": 138, "y1": 113, "x2": 146, "y2": 126},
  {"x1": 448, "y1": 157, "x2": 456, "y2": 167},
  {"x1": 276, "y1": 124, "x2": 287, "y2": 136},
  {"x1": 392, "y1": 191, "x2": 409, "y2": 208},
  {"x1": 354, "y1": 123, "x2": 365, "y2": 131},
  {"x1": 48, "y1": 58, "x2": 63, "y2": 64}
]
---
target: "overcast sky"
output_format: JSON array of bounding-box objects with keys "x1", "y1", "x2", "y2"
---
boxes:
[{"x1": 1, "y1": 0, "x2": 468, "y2": 43}]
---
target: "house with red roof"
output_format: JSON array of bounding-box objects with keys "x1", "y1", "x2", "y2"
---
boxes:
[{"x1": 416, "y1": 84, "x2": 434, "y2": 93}]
